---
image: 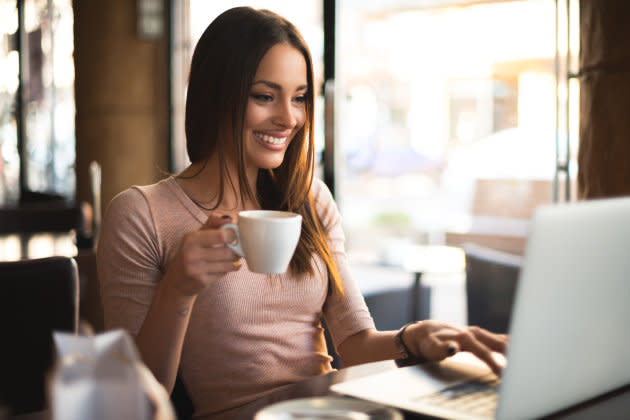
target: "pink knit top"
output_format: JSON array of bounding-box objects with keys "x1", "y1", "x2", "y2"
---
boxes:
[{"x1": 97, "y1": 177, "x2": 375, "y2": 419}]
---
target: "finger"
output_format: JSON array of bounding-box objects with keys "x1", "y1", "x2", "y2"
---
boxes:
[
  {"x1": 200, "y1": 259, "x2": 243, "y2": 275},
  {"x1": 427, "y1": 337, "x2": 460, "y2": 359},
  {"x1": 417, "y1": 328, "x2": 457, "y2": 361},
  {"x1": 468, "y1": 326, "x2": 509, "y2": 354},
  {"x1": 190, "y1": 227, "x2": 237, "y2": 248},
  {"x1": 202, "y1": 246, "x2": 242, "y2": 262},
  {"x1": 446, "y1": 340, "x2": 459, "y2": 357},
  {"x1": 184, "y1": 259, "x2": 242, "y2": 286},
  {"x1": 431, "y1": 329, "x2": 501, "y2": 375},
  {"x1": 201, "y1": 213, "x2": 233, "y2": 230},
  {"x1": 455, "y1": 331, "x2": 503, "y2": 375},
  {"x1": 186, "y1": 244, "x2": 241, "y2": 264}
]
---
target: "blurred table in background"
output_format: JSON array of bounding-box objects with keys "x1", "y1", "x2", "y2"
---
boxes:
[
  {"x1": 351, "y1": 244, "x2": 466, "y2": 331},
  {"x1": 403, "y1": 245, "x2": 465, "y2": 322},
  {"x1": 0, "y1": 233, "x2": 77, "y2": 262}
]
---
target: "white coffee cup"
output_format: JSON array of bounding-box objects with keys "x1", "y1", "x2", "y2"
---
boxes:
[{"x1": 221, "y1": 210, "x2": 302, "y2": 274}]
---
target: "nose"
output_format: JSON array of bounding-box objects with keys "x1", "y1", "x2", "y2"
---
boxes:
[{"x1": 273, "y1": 99, "x2": 298, "y2": 128}]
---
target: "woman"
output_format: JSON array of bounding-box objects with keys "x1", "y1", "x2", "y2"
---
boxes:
[{"x1": 97, "y1": 7, "x2": 507, "y2": 419}]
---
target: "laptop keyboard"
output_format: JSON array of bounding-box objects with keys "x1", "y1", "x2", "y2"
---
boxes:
[{"x1": 412, "y1": 376, "x2": 501, "y2": 417}]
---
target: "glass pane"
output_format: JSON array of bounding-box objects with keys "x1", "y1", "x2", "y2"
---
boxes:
[
  {"x1": 337, "y1": 0, "x2": 559, "y2": 321},
  {"x1": 555, "y1": 0, "x2": 580, "y2": 202},
  {"x1": 335, "y1": 0, "x2": 577, "y2": 322},
  {"x1": 171, "y1": 0, "x2": 324, "y2": 172},
  {"x1": 23, "y1": 0, "x2": 75, "y2": 198},
  {"x1": 51, "y1": 0, "x2": 76, "y2": 197},
  {"x1": 0, "y1": 0, "x2": 20, "y2": 205}
]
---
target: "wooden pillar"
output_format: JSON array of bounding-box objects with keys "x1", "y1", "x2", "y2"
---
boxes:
[
  {"x1": 73, "y1": 0, "x2": 169, "y2": 214},
  {"x1": 578, "y1": 0, "x2": 630, "y2": 199}
]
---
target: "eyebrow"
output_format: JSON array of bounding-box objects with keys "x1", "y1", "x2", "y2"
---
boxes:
[{"x1": 251, "y1": 80, "x2": 308, "y2": 92}]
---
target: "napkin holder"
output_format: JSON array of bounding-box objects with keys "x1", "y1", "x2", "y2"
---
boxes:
[{"x1": 49, "y1": 329, "x2": 175, "y2": 420}]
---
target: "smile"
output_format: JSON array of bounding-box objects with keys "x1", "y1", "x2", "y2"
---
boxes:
[{"x1": 254, "y1": 132, "x2": 287, "y2": 145}]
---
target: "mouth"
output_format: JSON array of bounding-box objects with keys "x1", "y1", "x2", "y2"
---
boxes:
[{"x1": 254, "y1": 131, "x2": 288, "y2": 146}]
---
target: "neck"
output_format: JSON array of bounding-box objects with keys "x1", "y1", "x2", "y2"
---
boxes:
[{"x1": 177, "y1": 154, "x2": 258, "y2": 211}]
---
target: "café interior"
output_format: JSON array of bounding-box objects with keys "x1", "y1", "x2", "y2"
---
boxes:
[{"x1": 1, "y1": 0, "x2": 629, "y2": 419}]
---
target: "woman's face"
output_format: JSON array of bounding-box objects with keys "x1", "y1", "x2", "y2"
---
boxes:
[{"x1": 243, "y1": 43, "x2": 307, "y2": 172}]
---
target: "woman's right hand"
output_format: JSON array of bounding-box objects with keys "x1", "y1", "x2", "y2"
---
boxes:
[{"x1": 162, "y1": 214, "x2": 242, "y2": 297}]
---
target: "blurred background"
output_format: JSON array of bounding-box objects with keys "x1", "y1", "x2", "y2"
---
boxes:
[
  {"x1": 4, "y1": 3, "x2": 630, "y2": 417},
  {"x1": 2, "y1": 0, "x2": 623, "y2": 328}
]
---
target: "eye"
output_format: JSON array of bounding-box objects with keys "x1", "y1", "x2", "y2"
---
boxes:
[
  {"x1": 252, "y1": 94, "x2": 273, "y2": 102},
  {"x1": 293, "y1": 94, "x2": 306, "y2": 104}
]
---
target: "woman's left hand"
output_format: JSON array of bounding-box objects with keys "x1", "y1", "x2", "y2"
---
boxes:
[{"x1": 403, "y1": 321, "x2": 509, "y2": 375}]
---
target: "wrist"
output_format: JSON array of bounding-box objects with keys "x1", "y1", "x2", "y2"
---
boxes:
[
  {"x1": 394, "y1": 321, "x2": 428, "y2": 367},
  {"x1": 157, "y1": 275, "x2": 198, "y2": 309},
  {"x1": 161, "y1": 266, "x2": 201, "y2": 299}
]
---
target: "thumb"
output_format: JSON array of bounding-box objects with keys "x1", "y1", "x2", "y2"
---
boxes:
[{"x1": 201, "y1": 213, "x2": 233, "y2": 230}]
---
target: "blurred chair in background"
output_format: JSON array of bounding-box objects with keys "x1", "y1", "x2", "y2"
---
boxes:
[
  {"x1": 463, "y1": 243, "x2": 522, "y2": 334},
  {"x1": 0, "y1": 256, "x2": 79, "y2": 416},
  {"x1": 0, "y1": 196, "x2": 94, "y2": 253}
]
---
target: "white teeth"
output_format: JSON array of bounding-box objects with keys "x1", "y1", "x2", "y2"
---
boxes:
[{"x1": 257, "y1": 133, "x2": 287, "y2": 145}]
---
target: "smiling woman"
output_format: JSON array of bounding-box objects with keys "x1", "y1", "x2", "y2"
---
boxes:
[
  {"x1": 245, "y1": 43, "x2": 308, "y2": 170},
  {"x1": 97, "y1": 6, "x2": 508, "y2": 420}
]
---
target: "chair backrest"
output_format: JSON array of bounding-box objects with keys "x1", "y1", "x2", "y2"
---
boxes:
[
  {"x1": 0, "y1": 256, "x2": 79, "y2": 416},
  {"x1": 0, "y1": 202, "x2": 95, "y2": 250},
  {"x1": 0, "y1": 204, "x2": 85, "y2": 234},
  {"x1": 463, "y1": 243, "x2": 522, "y2": 334},
  {"x1": 471, "y1": 178, "x2": 553, "y2": 219}
]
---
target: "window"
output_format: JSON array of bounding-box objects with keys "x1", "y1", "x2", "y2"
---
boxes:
[
  {"x1": 0, "y1": 0, "x2": 76, "y2": 206},
  {"x1": 336, "y1": 0, "x2": 572, "y2": 264},
  {"x1": 0, "y1": 1, "x2": 20, "y2": 204}
]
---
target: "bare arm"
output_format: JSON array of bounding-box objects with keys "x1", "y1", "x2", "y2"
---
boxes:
[
  {"x1": 133, "y1": 279, "x2": 197, "y2": 392},
  {"x1": 338, "y1": 321, "x2": 509, "y2": 375},
  {"x1": 337, "y1": 328, "x2": 399, "y2": 367}
]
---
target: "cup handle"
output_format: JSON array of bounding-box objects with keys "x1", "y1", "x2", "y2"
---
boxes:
[{"x1": 220, "y1": 224, "x2": 245, "y2": 257}]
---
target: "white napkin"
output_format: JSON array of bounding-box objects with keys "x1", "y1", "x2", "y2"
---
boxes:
[{"x1": 50, "y1": 329, "x2": 175, "y2": 420}]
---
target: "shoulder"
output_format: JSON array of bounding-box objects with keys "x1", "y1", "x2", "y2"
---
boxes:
[
  {"x1": 106, "y1": 186, "x2": 149, "y2": 220},
  {"x1": 311, "y1": 177, "x2": 340, "y2": 231},
  {"x1": 103, "y1": 178, "x2": 181, "y2": 243},
  {"x1": 311, "y1": 177, "x2": 335, "y2": 207},
  {"x1": 106, "y1": 178, "x2": 177, "y2": 219},
  {"x1": 102, "y1": 185, "x2": 156, "y2": 244}
]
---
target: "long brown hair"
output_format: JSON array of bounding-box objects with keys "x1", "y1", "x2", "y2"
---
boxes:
[{"x1": 184, "y1": 7, "x2": 343, "y2": 296}]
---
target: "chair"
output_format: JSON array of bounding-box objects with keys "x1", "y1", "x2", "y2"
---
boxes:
[
  {"x1": 171, "y1": 374, "x2": 194, "y2": 420},
  {"x1": 0, "y1": 256, "x2": 79, "y2": 416},
  {"x1": 0, "y1": 197, "x2": 94, "y2": 251},
  {"x1": 321, "y1": 318, "x2": 343, "y2": 370},
  {"x1": 463, "y1": 243, "x2": 522, "y2": 334}
]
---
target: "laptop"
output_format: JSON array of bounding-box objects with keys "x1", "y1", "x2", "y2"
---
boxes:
[{"x1": 331, "y1": 197, "x2": 630, "y2": 419}]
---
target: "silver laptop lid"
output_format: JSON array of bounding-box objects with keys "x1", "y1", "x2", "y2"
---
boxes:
[{"x1": 497, "y1": 197, "x2": 630, "y2": 419}]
